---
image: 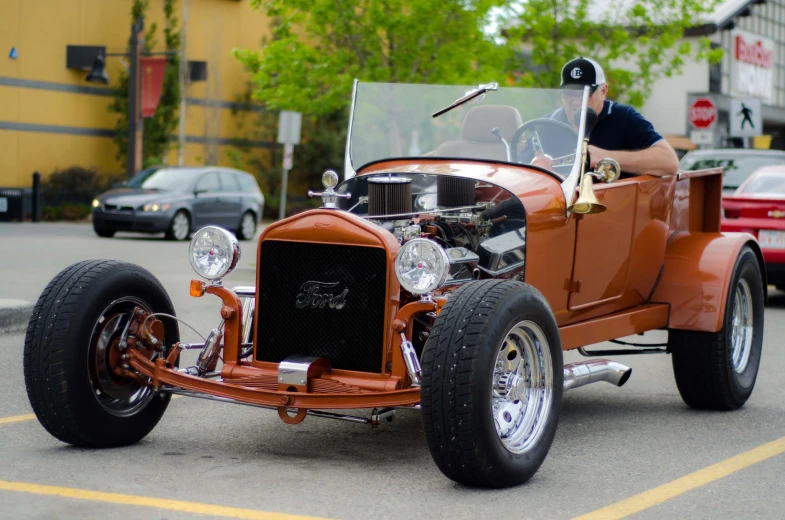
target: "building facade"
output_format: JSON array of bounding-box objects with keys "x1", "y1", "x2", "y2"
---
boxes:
[
  {"x1": 640, "y1": 0, "x2": 785, "y2": 152},
  {"x1": 0, "y1": 0, "x2": 276, "y2": 188}
]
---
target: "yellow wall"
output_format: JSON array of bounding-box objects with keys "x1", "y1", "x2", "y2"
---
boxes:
[{"x1": 0, "y1": 0, "x2": 276, "y2": 188}]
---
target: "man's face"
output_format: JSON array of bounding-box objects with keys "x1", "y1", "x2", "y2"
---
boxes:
[{"x1": 561, "y1": 84, "x2": 607, "y2": 128}]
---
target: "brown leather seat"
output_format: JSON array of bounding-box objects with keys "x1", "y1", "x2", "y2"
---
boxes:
[{"x1": 433, "y1": 105, "x2": 523, "y2": 161}]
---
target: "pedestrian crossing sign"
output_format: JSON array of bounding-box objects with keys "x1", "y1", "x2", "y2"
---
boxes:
[{"x1": 730, "y1": 98, "x2": 762, "y2": 138}]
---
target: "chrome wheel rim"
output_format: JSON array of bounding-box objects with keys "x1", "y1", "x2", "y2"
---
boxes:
[
  {"x1": 172, "y1": 212, "x2": 189, "y2": 240},
  {"x1": 730, "y1": 278, "x2": 754, "y2": 374},
  {"x1": 491, "y1": 320, "x2": 554, "y2": 454},
  {"x1": 241, "y1": 213, "x2": 255, "y2": 238},
  {"x1": 88, "y1": 297, "x2": 156, "y2": 417}
]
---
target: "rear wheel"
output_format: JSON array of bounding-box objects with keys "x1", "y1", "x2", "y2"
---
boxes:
[
  {"x1": 24, "y1": 260, "x2": 179, "y2": 447},
  {"x1": 165, "y1": 210, "x2": 190, "y2": 241},
  {"x1": 670, "y1": 246, "x2": 764, "y2": 410},
  {"x1": 421, "y1": 280, "x2": 563, "y2": 488}
]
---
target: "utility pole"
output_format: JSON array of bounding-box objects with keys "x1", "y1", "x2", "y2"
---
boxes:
[
  {"x1": 177, "y1": 0, "x2": 188, "y2": 166},
  {"x1": 127, "y1": 17, "x2": 145, "y2": 180}
]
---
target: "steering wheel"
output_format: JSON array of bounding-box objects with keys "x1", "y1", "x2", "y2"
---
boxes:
[{"x1": 511, "y1": 118, "x2": 579, "y2": 174}]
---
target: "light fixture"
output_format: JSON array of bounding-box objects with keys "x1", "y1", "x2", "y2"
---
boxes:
[{"x1": 85, "y1": 53, "x2": 109, "y2": 84}]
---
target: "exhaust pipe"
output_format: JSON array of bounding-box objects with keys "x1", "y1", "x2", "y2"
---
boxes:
[{"x1": 563, "y1": 359, "x2": 632, "y2": 391}]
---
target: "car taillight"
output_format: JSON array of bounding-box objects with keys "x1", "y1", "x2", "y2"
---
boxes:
[{"x1": 723, "y1": 208, "x2": 741, "y2": 219}]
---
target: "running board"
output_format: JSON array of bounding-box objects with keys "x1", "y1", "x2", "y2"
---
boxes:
[{"x1": 559, "y1": 303, "x2": 669, "y2": 351}]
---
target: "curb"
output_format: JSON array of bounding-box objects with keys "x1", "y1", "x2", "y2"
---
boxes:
[{"x1": 0, "y1": 299, "x2": 34, "y2": 335}]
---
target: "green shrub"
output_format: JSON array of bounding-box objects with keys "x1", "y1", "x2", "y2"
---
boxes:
[
  {"x1": 42, "y1": 166, "x2": 125, "y2": 207},
  {"x1": 41, "y1": 204, "x2": 92, "y2": 222}
]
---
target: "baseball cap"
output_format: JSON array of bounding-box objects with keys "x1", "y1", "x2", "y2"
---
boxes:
[{"x1": 560, "y1": 57, "x2": 606, "y2": 91}]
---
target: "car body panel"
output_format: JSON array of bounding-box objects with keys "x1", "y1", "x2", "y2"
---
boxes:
[{"x1": 650, "y1": 231, "x2": 764, "y2": 331}]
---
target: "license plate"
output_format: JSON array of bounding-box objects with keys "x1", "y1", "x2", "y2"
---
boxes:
[
  {"x1": 0, "y1": 197, "x2": 6, "y2": 213},
  {"x1": 758, "y1": 230, "x2": 785, "y2": 249}
]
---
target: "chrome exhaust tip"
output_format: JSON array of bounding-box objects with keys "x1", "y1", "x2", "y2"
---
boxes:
[{"x1": 563, "y1": 359, "x2": 632, "y2": 391}]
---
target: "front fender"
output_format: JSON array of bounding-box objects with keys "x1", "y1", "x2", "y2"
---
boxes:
[{"x1": 650, "y1": 231, "x2": 766, "y2": 332}]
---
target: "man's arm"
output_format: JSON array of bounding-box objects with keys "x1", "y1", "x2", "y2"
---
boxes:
[{"x1": 588, "y1": 141, "x2": 679, "y2": 177}]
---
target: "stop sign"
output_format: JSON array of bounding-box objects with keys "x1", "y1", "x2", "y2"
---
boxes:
[{"x1": 689, "y1": 97, "x2": 717, "y2": 129}]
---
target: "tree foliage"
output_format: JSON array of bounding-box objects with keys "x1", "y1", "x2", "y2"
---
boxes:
[
  {"x1": 501, "y1": 0, "x2": 724, "y2": 107},
  {"x1": 234, "y1": 0, "x2": 507, "y2": 115},
  {"x1": 108, "y1": 0, "x2": 181, "y2": 170}
]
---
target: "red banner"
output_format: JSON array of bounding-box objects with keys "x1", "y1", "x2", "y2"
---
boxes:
[{"x1": 140, "y1": 56, "x2": 167, "y2": 118}]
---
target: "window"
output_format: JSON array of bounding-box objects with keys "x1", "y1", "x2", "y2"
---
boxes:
[
  {"x1": 237, "y1": 174, "x2": 261, "y2": 193},
  {"x1": 219, "y1": 172, "x2": 241, "y2": 192},
  {"x1": 195, "y1": 172, "x2": 221, "y2": 193}
]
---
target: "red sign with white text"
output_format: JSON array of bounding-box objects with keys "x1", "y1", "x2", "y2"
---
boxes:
[
  {"x1": 735, "y1": 35, "x2": 773, "y2": 69},
  {"x1": 689, "y1": 97, "x2": 717, "y2": 130},
  {"x1": 140, "y1": 56, "x2": 167, "y2": 118}
]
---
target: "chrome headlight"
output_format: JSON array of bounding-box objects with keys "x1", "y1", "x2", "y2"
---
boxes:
[
  {"x1": 394, "y1": 238, "x2": 449, "y2": 295},
  {"x1": 189, "y1": 226, "x2": 241, "y2": 281}
]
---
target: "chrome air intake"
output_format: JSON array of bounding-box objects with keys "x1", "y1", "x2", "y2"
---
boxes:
[
  {"x1": 437, "y1": 176, "x2": 475, "y2": 207},
  {"x1": 368, "y1": 176, "x2": 412, "y2": 216}
]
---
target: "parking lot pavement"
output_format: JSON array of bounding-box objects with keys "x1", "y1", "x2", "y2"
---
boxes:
[{"x1": 2, "y1": 222, "x2": 785, "y2": 519}]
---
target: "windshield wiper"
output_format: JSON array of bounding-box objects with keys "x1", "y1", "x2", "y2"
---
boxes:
[{"x1": 432, "y1": 82, "x2": 499, "y2": 118}]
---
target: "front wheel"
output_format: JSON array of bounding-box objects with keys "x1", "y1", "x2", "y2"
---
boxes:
[
  {"x1": 165, "y1": 210, "x2": 190, "y2": 241},
  {"x1": 236, "y1": 211, "x2": 257, "y2": 241},
  {"x1": 669, "y1": 245, "x2": 764, "y2": 410},
  {"x1": 421, "y1": 280, "x2": 563, "y2": 488},
  {"x1": 24, "y1": 260, "x2": 180, "y2": 447}
]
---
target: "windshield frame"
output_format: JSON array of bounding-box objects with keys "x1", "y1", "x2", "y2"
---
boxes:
[{"x1": 343, "y1": 80, "x2": 590, "y2": 214}]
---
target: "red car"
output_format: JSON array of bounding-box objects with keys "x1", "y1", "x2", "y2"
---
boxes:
[{"x1": 722, "y1": 165, "x2": 785, "y2": 290}]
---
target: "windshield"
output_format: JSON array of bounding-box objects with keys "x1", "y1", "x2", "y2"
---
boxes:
[
  {"x1": 347, "y1": 82, "x2": 585, "y2": 178},
  {"x1": 738, "y1": 170, "x2": 785, "y2": 196},
  {"x1": 127, "y1": 166, "x2": 162, "y2": 188},
  {"x1": 680, "y1": 153, "x2": 785, "y2": 190},
  {"x1": 138, "y1": 169, "x2": 197, "y2": 191}
]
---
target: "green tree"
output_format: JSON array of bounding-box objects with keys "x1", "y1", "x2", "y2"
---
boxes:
[
  {"x1": 501, "y1": 0, "x2": 724, "y2": 107},
  {"x1": 234, "y1": 0, "x2": 507, "y2": 115},
  {"x1": 108, "y1": 0, "x2": 181, "y2": 170}
]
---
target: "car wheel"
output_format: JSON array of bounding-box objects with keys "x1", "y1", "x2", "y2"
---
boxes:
[
  {"x1": 94, "y1": 227, "x2": 116, "y2": 238},
  {"x1": 670, "y1": 246, "x2": 764, "y2": 410},
  {"x1": 165, "y1": 210, "x2": 190, "y2": 241},
  {"x1": 421, "y1": 280, "x2": 563, "y2": 488},
  {"x1": 23, "y1": 260, "x2": 179, "y2": 447},
  {"x1": 237, "y1": 211, "x2": 257, "y2": 241}
]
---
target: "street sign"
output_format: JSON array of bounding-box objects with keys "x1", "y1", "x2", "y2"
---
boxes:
[
  {"x1": 689, "y1": 97, "x2": 717, "y2": 130},
  {"x1": 730, "y1": 98, "x2": 762, "y2": 138},
  {"x1": 690, "y1": 130, "x2": 715, "y2": 145},
  {"x1": 277, "y1": 111, "x2": 302, "y2": 145}
]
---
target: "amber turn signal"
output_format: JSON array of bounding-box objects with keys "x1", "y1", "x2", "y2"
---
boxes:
[{"x1": 190, "y1": 279, "x2": 205, "y2": 297}]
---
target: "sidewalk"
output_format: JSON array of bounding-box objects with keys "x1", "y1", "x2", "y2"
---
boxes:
[{"x1": 0, "y1": 299, "x2": 33, "y2": 335}]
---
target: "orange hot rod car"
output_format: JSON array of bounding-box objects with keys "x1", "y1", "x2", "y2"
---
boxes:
[{"x1": 24, "y1": 82, "x2": 765, "y2": 488}]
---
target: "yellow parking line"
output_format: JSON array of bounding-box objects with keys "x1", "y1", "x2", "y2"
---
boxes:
[
  {"x1": 0, "y1": 479, "x2": 330, "y2": 520},
  {"x1": 0, "y1": 396, "x2": 183, "y2": 426},
  {"x1": 573, "y1": 435, "x2": 785, "y2": 520},
  {"x1": 0, "y1": 413, "x2": 36, "y2": 425}
]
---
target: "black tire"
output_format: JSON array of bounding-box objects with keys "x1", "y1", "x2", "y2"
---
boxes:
[
  {"x1": 236, "y1": 211, "x2": 257, "y2": 241},
  {"x1": 165, "y1": 210, "x2": 190, "y2": 241},
  {"x1": 421, "y1": 280, "x2": 563, "y2": 488},
  {"x1": 93, "y1": 227, "x2": 115, "y2": 238},
  {"x1": 670, "y1": 246, "x2": 764, "y2": 410},
  {"x1": 24, "y1": 260, "x2": 180, "y2": 447}
]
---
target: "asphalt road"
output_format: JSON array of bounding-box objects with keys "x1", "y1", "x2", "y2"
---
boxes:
[{"x1": 1, "y1": 222, "x2": 785, "y2": 519}]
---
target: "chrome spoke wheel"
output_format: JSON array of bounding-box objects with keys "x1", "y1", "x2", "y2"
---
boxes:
[
  {"x1": 730, "y1": 278, "x2": 754, "y2": 373},
  {"x1": 88, "y1": 297, "x2": 156, "y2": 417},
  {"x1": 172, "y1": 212, "x2": 189, "y2": 240},
  {"x1": 491, "y1": 320, "x2": 554, "y2": 454},
  {"x1": 240, "y1": 213, "x2": 256, "y2": 239}
]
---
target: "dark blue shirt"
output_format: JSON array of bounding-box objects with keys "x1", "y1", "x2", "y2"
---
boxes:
[{"x1": 550, "y1": 100, "x2": 663, "y2": 151}]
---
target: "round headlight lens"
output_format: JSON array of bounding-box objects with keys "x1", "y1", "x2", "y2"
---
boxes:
[
  {"x1": 322, "y1": 170, "x2": 339, "y2": 189},
  {"x1": 92, "y1": 199, "x2": 100, "y2": 208},
  {"x1": 394, "y1": 238, "x2": 450, "y2": 295},
  {"x1": 189, "y1": 226, "x2": 241, "y2": 281}
]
